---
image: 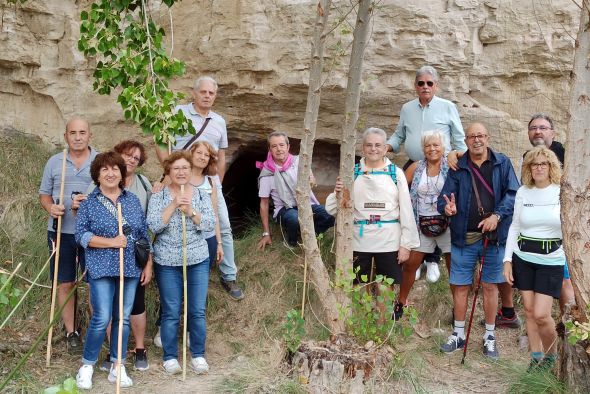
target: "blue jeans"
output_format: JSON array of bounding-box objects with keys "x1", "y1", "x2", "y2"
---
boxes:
[
  {"x1": 206, "y1": 236, "x2": 218, "y2": 269},
  {"x1": 276, "y1": 205, "x2": 335, "y2": 246},
  {"x1": 216, "y1": 188, "x2": 237, "y2": 281},
  {"x1": 82, "y1": 276, "x2": 139, "y2": 365},
  {"x1": 155, "y1": 260, "x2": 209, "y2": 361}
]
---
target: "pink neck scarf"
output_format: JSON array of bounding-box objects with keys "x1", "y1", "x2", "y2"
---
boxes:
[{"x1": 255, "y1": 151, "x2": 294, "y2": 173}]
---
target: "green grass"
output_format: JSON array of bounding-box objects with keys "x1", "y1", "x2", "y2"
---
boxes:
[{"x1": 507, "y1": 365, "x2": 566, "y2": 394}]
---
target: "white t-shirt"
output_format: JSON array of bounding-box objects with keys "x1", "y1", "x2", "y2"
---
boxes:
[{"x1": 504, "y1": 184, "x2": 565, "y2": 265}]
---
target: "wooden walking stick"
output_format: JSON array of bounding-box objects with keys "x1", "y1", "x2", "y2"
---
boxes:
[
  {"x1": 301, "y1": 255, "x2": 308, "y2": 319},
  {"x1": 180, "y1": 184, "x2": 188, "y2": 381},
  {"x1": 116, "y1": 203, "x2": 124, "y2": 393},
  {"x1": 46, "y1": 148, "x2": 67, "y2": 367}
]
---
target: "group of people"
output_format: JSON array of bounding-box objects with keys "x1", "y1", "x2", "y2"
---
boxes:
[
  {"x1": 40, "y1": 77, "x2": 244, "y2": 389},
  {"x1": 39, "y1": 67, "x2": 570, "y2": 390}
]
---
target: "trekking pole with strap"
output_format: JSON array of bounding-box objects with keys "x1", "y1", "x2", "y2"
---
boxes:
[
  {"x1": 46, "y1": 148, "x2": 67, "y2": 367},
  {"x1": 116, "y1": 203, "x2": 124, "y2": 394},
  {"x1": 461, "y1": 236, "x2": 490, "y2": 365}
]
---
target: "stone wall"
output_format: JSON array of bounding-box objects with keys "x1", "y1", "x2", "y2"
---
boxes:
[{"x1": 0, "y1": 0, "x2": 580, "y2": 178}]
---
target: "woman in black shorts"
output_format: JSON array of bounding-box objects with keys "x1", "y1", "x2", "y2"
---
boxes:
[{"x1": 503, "y1": 146, "x2": 564, "y2": 370}]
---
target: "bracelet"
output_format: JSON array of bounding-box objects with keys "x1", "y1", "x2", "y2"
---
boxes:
[
  {"x1": 217, "y1": 241, "x2": 222, "y2": 245},
  {"x1": 262, "y1": 232, "x2": 271, "y2": 237}
]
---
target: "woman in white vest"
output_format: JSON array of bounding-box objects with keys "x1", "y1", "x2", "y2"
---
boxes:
[{"x1": 326, "y1": 127, "x2": 419, "y2": 321}]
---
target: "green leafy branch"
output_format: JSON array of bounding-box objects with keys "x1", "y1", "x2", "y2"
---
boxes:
[{"x1": 78, "y1": 0, "x2": 194, "y2": 146}]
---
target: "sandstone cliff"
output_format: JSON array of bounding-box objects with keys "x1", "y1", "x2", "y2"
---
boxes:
[{"x1": 0, "y1": 0, "x2": 580, "y2": 179}]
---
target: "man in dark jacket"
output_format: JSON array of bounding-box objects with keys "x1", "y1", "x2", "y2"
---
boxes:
[{"x1": 437, "y1": 123, "x2": 520, "y2": 359}]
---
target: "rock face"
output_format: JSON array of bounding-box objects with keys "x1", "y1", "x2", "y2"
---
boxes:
[{"x1": 0, "y1": 0, "x2": 580, "y2": 176}]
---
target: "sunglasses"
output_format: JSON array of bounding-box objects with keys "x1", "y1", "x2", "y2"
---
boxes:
[{"x1": 417, "y1": 80, "x2": 435, "y2": 87}]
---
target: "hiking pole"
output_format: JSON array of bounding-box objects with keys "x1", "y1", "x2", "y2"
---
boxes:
[
  {"x1": 116, "y1": 203, "x2": 124, "y2": 394},
  {"x1": 180, "y1": 184, "x2": 188, "y2": 381},
  {"x1": 301, "y1": 254, "x2": 308, "y2": 319},
  {"x1": 461, "y1": 236, "x2": 490, "y2": 365},
  {"x1": 46, "y1": 148, "x2": 67, "y2": 367}
]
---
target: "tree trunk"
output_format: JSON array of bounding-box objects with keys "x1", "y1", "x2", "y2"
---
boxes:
[
  {"x1": 559, "y1": 1, "x2": 590, "y2": 390},
  {"x1": 334, "y1": 0, "x2": 373, "y2": 278},
  {"x1": 296, "y1": 0, "x2": 344, "y2": 334}
]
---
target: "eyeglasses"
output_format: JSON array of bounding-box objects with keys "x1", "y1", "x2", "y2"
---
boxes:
[
  {"x1": 528, "y1": 126, "x2": 552, "y2": 132},
  {"x1": 466, "y1": 134, "x2": 488, "y2": 141},
  {"x1": 417, "y1": 80, "x2": 435, "y2": 87},
  {"x1": 122, "y1": 153, "x2": 141, "y2": 163},
  {"x1": 363, "y1": 143, "x2": 384, "y2": 149},
  {"x1": 530, "y1": 162, "x2": 549, "y2": 169}
]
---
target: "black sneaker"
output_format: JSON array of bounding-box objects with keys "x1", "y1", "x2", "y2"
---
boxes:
[
  {"x1": 100, "y1": 353, "x2": 112, "y2": 372},
  {"x1": 134, "y1": 348, "x2": 149, "y2": 371},
  {"x1": 483, "y1": 335, "x2": 500, "y2": 360},
  {"x1": 392, "y1": 302, "x2": 404, "y2": 321},
  {"x1": 221, "y1": 279, "x2": 244, "y2": 301},
  {"x1": 440, "y1": 333, "x2": 465, "y2": 353},
  {"x1": 480, "y1": 311, "x2": 521, "y2": 328},
  {"x1": 538, "y1": 355, "x2": 557, "y2": 371},
  {"x1": 66, "y1": 331, "x2": 83, "y2": 355}
]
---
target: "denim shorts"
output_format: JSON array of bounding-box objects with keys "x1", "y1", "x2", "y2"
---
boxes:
[
  {"x1": 47, "y1": 231, "x2": 86, "y2": 283},
  {"x1": 450, "y1": 240, "x2": 505, "y2": 285}
]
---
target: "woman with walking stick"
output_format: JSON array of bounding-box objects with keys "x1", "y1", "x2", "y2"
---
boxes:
[
  {"x1": 74, "y1": 152, "x2": 147, "y2": 389},
  {"x1": 503, "y1": 146, "x2": 565, "y2": 371},
  {"x1": 147, "y1": 151, "x2": 215, "y2": 375}
]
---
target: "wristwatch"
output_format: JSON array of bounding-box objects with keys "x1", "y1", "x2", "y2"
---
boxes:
[
  {"x1": 262, "y1": 232, "x2": 271, "y2": 237},
  {"x1": 494, "y1": 213, "x2": 501, "y2": 222},
  {"x1": 190, "y1": 210, "x2": 197, "y2": 218}
]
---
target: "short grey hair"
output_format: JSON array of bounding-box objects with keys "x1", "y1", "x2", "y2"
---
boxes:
[
  {"x1": 415, "y1": 65, "x2": 439, "y2": 83},
  {"x1": 528, "y1": 113, "x2": 554, "y2": 130},
  {"x1": 193, "y1": 76, "x2": 218, "y2": 91},
  {"x1": 361, "y1": 127, "x2": 387, "y2": 144},
  {"x1": 421, "y1": 129, "x2": 448, "y2": 148},
  {"x1": 267, "y1": 131, "x2": 289, "y2": 147}
]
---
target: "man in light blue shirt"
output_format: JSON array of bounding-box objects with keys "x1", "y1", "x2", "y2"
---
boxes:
[{"x1": 387, "y1": 65, "x2": 467, "y2": 170}]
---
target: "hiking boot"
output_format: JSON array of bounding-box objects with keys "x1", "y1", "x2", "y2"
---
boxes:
[
  {"x1": 483, "y1": 335, "x2": 500, "y2": 360},
  {"x1": 99, "y1": 353, "x2": 112, "y2": 372},
  {"x1": 425, "y1": 261, "x2": 441, "y2": 283},
  {"x1": 539, "y1": 355, "x2": 557, "y2": 371},
  {"x1": 76, "y1": 365, "x2": 93, "y2": 390},
  {"x1": 163, "y1": 359, "x2": 182, "y2": 375},
  {"x1": 66, "y1": 331, "x2": 83, "y2": 355},
  {"x1": 440, "y1": 333, "x2": 465, "y2": 353},
  {"x1": 153, "y1": 327, "x2": 162, "y2": 348},
  {"x1": 134, "y1": 348, "x2": 149, "y2": 371},
  {"x1": 479, "y1": 311, "x2": 522, "y2": 328},
  {"x1": 221, "y1": 279, "x2": 244, "y2": 300},
  {"x1": 392, "y1": 302, "x2": 404, "y2": 321},
  {"x1": 108, "y1": 364, "x2": 133, "y2": 387},
  {"x1": 527, "y1": 359, "x2": 541, "y2": 373},
  {"x1": 190, "y1": 356, "x2": 209, "y2": 374}
]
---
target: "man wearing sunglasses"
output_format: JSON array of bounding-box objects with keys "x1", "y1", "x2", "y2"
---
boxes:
[
  {"x1": 386, "y1": 65, "x2": 467, "y2": 171},
  {"x1": 387, "y1": 66, "x2": 468, "y2": 283}
]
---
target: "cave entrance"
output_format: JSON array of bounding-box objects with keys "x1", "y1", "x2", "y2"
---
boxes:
[{"x1": 222, "y1": 138, "x2": 340, "y2": 236}]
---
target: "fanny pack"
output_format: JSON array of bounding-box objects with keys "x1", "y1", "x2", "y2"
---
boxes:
[
  {"x1": 354, "y1": 215, "x2": 399, "y2": 237},
  {"x1": 518, "y1": 235, "x2": 562, "y2": 254},
  {"x1": 418, "y1": 215, "x2": 448, "y2": 237}
]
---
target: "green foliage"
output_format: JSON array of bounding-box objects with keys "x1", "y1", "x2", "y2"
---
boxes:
[
  {"x1": 78, "y1": 0, "x2": 194, "y2": 146},
  {"x1": 334, "y1": 267, "x2": 417, "y2": 343},
  {"x1": 43, "y1": 377, "x2": 78, "y2": 394},
  {"x1": 508, "y1": 368, "x2": 566, "y2": 394},
  {"x1": 0, "y1": 273, "x2": 23, "y2": 318},
  {"x1": 282, "y1": 309, "x2": 305, "y2": 354},
  {"x1": 565, "y1": 304, "x2": 590, "y2": 345}
]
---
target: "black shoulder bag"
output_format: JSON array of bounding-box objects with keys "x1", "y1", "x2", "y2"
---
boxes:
[{"x1": 181, "y1": 117, "x2": 211, "y2": 150}]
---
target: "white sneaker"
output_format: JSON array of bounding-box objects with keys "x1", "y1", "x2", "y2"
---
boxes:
[
  {"x1": 415, "y1": 263, "x2": 424, "y2": 281},
  {"x1": 153, "y1": 327, "x2": 162, "y2": 348},
  {"x1": 76, "y1": 364, "x2": 93, "y2": 390},
  {"x1": 163, "y1": 358, "x2": 182, "y2": 375},
  {"x1": 190, "y1": 356, "x2": 209, "y2": 374},
  {"x1": 108, "y1": 364, "x2": 133, "y2": 388},
  {"x1": 425, "y1": 262, "x2": 441, "y2": 283}
]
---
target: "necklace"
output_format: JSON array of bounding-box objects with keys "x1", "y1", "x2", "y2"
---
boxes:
[{"x1": 424, "y1": 162, "x2": 441, "y2": 207}]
